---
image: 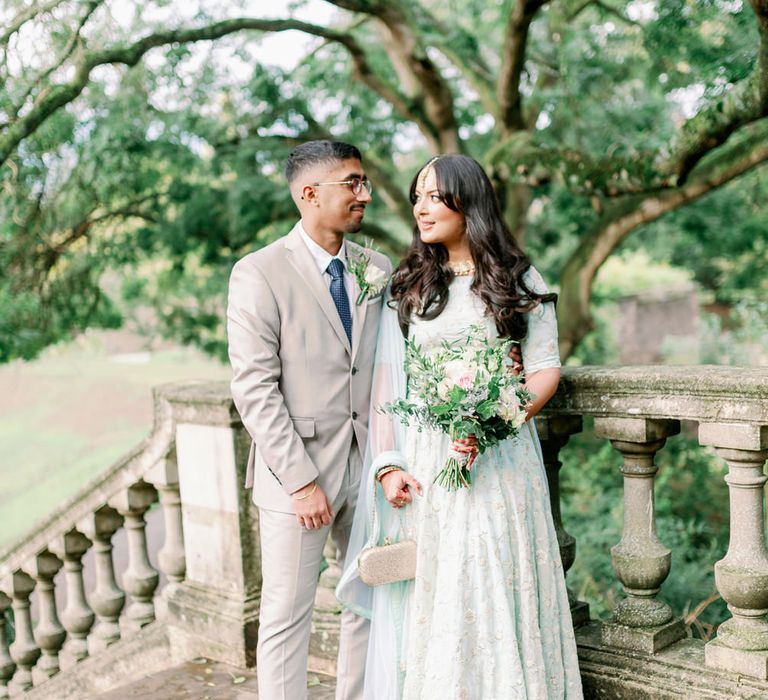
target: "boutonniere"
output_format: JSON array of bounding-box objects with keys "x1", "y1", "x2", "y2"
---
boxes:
[{"x1": 348, "y1": 251, "x2": 389, "y2": 305}]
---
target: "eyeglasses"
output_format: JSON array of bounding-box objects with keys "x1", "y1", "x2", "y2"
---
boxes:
[{"x1": 311, "y1": 177, "x2": 373, "y2": 196}]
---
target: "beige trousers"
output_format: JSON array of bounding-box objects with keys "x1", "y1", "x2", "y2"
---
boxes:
[{"x1": 256, "y1": 447, "x2": 370, "y2": 700}]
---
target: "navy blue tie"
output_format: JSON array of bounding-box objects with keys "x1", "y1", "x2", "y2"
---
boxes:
[{"x1": 327, "y1": 258, "x2": 352, "y2": 345}]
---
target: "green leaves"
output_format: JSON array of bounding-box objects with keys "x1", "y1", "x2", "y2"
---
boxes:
[
  {"x1": 475, "y1": 399, "x2": 495, "y2": 421},
  {"x1": 429, "y1": 402, "x2": 455, "y2": 417}
]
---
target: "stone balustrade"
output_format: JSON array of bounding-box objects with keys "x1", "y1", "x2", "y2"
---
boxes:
[
  {"x1": 540, "y1": 365, "x2": 768, "y2": 695},
  {"x1": 0, "y1": 367, "x2": 766, "y2": 698},
  {"x1": 0, "y1": 389, "x2": 182, "y2": 697}
]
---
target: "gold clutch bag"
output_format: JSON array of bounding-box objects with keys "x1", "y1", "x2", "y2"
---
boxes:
[{"x1": 358, "y1": 536, "x2": 417, "y2": 586}]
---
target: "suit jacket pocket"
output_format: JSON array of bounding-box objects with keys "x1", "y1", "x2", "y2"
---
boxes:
[{"x1": 290, "y1": 416, "x2": 315, "y2": 438}]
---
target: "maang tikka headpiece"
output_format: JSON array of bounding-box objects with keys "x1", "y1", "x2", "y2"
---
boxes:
[{"x1": 419, "y1": 155, "x2": 441, "y2": 188}]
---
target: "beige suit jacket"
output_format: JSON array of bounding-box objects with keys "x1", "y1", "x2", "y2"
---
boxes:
[{"x1": 227, "y1": 223, "x2": 392, "y2": 514}]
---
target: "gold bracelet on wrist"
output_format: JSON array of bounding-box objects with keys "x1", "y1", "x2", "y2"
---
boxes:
[
  {"x1": 293, "y1": 482, "x2": 317, "y2": 501},
  {"x1": 375, "y1": 465, "x2": 402, "y2": 482}
]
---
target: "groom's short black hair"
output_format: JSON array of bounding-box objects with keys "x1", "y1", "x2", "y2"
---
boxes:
[{"x1": 285, "y1": 140, "x2": 362, "y2": 183}]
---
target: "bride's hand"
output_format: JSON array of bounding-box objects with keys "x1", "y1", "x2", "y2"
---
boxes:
[
  {"x1": 452, "y1": 435, "x2": 479, "y2": 468},
  {"x1": 381, "y1": 470, "x2": 423, "y2": 509},
  {"x1": 508, "y1": 344, "x2": 523, "y2": 376}
]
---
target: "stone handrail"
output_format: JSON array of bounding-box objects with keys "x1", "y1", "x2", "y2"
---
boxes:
[
  {"x1": 0, "y1": 389, "x2": 174, "y2": 571},
  {"x1": 548, "y1": 365, "x2": 768, "y2": 424}
]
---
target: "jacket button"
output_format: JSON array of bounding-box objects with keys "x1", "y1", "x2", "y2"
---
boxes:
[
  {"x1": 351, "y1": 366, "x2": 358, "y2": 375},
  {"x1": 352, "y1": 412, "x2": 358, "y2": 420}
]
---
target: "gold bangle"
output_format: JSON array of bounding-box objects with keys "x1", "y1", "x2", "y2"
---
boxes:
[
  {"x1": 375, "y1": 465, "x2": 402, "y2": 482},
  {"x1": 293, "y1": 482, "x2": 317, "y2": 501}
]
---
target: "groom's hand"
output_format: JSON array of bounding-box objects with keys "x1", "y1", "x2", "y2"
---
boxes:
[
  {"x1": 291, "y1": 481, "x2": 333, "y2": 530},
  {"x1": 381, "y1": 471, "x2": 423, "y2": 509}
]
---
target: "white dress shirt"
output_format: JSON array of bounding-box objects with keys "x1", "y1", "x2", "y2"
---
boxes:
[{"x1": 298, "y1": 221, "x2": 355, "y2": 303}]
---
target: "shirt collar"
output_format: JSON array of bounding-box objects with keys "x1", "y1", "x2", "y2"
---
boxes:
[{"x1": 298, "y1": 221, "x2": 347, "y2": 275}]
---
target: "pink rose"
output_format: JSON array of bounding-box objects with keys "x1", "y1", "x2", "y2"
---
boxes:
[{"x1": 457, "y1": 373, "x2": 475, "y2": 389}]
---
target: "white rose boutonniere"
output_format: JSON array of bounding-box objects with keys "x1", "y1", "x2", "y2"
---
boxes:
[{"x1": 348, "y1": 251, "x2": 390, "y2": 305}]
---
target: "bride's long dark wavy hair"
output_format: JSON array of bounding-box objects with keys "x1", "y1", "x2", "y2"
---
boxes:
[{"x1": 390, "y1": 154, "x2": 556, "y2": 339}]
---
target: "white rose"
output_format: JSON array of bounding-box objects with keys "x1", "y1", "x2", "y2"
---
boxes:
[
  {"x1": 437, "y1": 378, "x2": 453, "y2": 400},
  {"x1": 498, "y1": 385, "x2": 522, "y2": 422},
  {"x1": 364, "y1": 264, "x2": 389, "y2": 287},
  {"x1": 513, "y1": 407, "x2": 528, "y2": 428}
]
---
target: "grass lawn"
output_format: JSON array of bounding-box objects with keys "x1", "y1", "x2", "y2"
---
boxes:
[{"x1": 0, "y1": 335, "x2": 230, "y2": 550}]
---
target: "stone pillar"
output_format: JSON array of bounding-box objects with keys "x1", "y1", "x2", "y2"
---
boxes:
[
  {"x1": 110, "y1": 481, "x2": 160, "y2": 633},
  {"x1": 595, "y1": 417, "x2": 685, "y2": 653},
  {"x1": 2, "y1": 571, "x2": 39, "y2": 693},
  {"x1": 146, "y1": 452, "x2": 186, "y2": 592},
  {"x1": 536, "y1": 414, "x2": 589, "y2": 627},
  {"x1": 24, "y1": 551, "x2": 65, "y2": 683},
  {"x1": 49, "y1": 529, "x2": 95, "y2": 669},
  {"x1": 0, "y1": 593, "x2": 14, "y2": 699},
  {"x1": 79, "y1": 506, "x2": 125, "y2": 653},
  {"x1": 700, "y1": 422, "x2": 768, "y2": 679},
  {"x1": 160, "y1": 382, "x2": 260, "y2": 668}
]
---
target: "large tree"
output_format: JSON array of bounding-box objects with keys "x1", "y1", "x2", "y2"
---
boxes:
[{"x1": 1, "y1": 0, "x2": 766, "y2": 362}]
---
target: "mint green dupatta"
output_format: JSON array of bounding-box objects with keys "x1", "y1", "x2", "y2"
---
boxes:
[{"x1": 336, "y1": 287, "x2": 411, "y2": 699}]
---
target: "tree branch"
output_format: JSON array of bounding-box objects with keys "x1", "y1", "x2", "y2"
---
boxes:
[
  {"x1": 405, "y1": 5, "x2": 497, "y2": 119},
  {"x1": 565, "y1": 0, "x2": 639, "y2": 26},
  {"x1": 0, "y1": 16, "x2": 418, "y2": 166},
  {"x1": 557, "y1": 122, "x2": 768, "y2": 359},
  {"x1": 497, "y1": 0, "x2": 549, "y2": 134},
  {"x1": 325, "y1": 0, "x2": 461, "y2": 152},
  {"x1": 486, "y1": 132, "x2": 675, "y2": 197},
  {"x1": 665, "y1": 0, "x2": 768, "y2": 183},
  {"x1": 593, "y1": 0, "x2": 641, "y2": 26},
  {"x1": 491, "y1": 1, "x2": 768, "y2": 201},
  {"x1": 10, "y1": 0, "x2": 103, "y2": 120},
  {"x1": 0, "y1": 0, "x2": 68, "y2": 47},
  {"x1": 36, "y1": 193, "x2": 164, "y2": 273}
]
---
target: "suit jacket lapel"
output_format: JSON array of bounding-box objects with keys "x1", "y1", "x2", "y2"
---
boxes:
[
  {"x1": 348, "y1": 241, "x2": 368, "y2": 365},
  {"x1": 285, "y1": 224, "x2": 352, "y2": 355}
]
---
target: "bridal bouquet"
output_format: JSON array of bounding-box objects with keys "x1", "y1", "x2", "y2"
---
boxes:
[{"x1": 382, "y1": 325, "x2": 533, "y2": 491}]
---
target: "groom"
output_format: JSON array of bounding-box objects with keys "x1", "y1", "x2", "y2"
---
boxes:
[{"x1": 227, "y1": 140, "x2": 391, "y2": 700}]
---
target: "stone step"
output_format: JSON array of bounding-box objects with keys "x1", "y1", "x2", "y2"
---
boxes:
[{"x1": 97, "y1": 658, "x2": 335, "y2": 699}]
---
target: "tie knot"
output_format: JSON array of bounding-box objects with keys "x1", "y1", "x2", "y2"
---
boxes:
[{"x1": 327, "y1": 258, "x2": 345, "y2": 279}]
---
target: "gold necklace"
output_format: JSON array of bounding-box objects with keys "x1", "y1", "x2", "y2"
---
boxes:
[{"x1": 448, "y1": 259, "x2": 475, "y2": 276}]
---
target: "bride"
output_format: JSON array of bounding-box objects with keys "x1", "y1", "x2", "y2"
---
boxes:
[{"x1": 338, "y1": 154, "x2": 583, "y2": 699}]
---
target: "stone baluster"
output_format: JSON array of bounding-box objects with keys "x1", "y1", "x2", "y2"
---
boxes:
[
  {"x1": 24, "y1": 551, "x2": 65, "y2": 682},
  {"x1": 109, "y1": 481, "x2": 160, "y2": 634},
  {"x1": 311, "y1": 537, "x2": 343, "y2": 675},
  {"x1": 700, "y1": 422, "x2": 768, "y2": 679},
  {"x1": 156, "y1": 484, "x2": 185, "y2": 584},
  {"x1": 49, "y1": 530, "x2": 94, "y2": 669},
  {"x1": 536, "y1": 414, "x2": 589, "y2": 627},
  {"x1": 2, "y1": 571, "x2": 39, "y2": 693},
  {"x1": 79, "y1": 506, "x2": 125, "y2": 652},
  {"x1": 146, "y1": 452, "x2": 186, "y2": 597},
  {"x1": 595, "y1": 417, "x2": 685, "y2": 652},
  {"x1": 0, "y1": 593, "x2": 14, "y2": 699}
]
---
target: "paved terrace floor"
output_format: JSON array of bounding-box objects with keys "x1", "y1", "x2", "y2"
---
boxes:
[{"x1": 99, "y1": 659, "x2": 335, "y2": 699}]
